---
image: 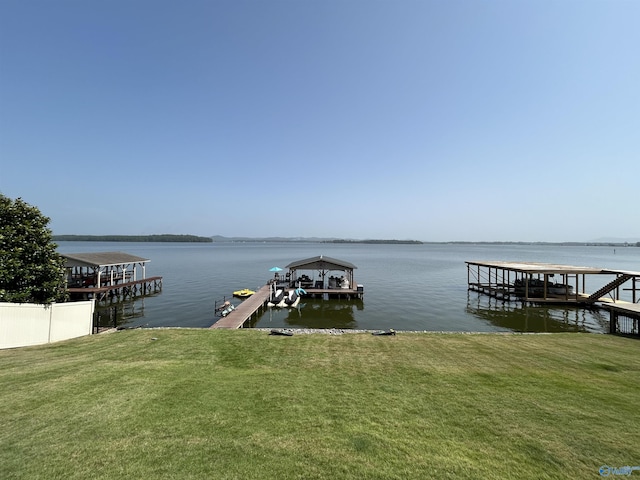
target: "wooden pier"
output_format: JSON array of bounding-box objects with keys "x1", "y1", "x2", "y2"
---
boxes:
[
  {"x1": 299, "y1": 287, "x2": 364, "y2": 299},
  {"x1": 211, "y1": 255, "x2": 365, "y2": 329},
  {"x1": 68, "y1": 276, "x2": 163, "y2": 304},
  {"x1": 211, "y1": 284, "x2": 271, "y2": 329},
  {"x1": 606, "y1": 303, "x2": 640, "y2": 336},
  {"x1": 210, "y1": 284, "x2": 365, "y2": 329}
]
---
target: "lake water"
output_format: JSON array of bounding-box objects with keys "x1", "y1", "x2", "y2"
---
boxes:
[{"x1": 56, "y1": 242, "x2": 640, "y2": 333}]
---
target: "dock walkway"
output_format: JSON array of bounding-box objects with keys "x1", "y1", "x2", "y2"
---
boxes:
[
  {"x1": 605, "y1": 302, "x2": 640, "y2": 335},
  {"x1": 211, "y1": 284, "x2": 271, "y2": 329},
  {"x1": 211, "y1": 284, "x2": 364, "y2": 329},
  {"x1": 67, "y1": 276, "x2": 163, "y2": 303}
]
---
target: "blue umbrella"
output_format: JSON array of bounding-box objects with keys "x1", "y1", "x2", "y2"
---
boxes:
[{"x1": 270, "y1": 266, "x2": 283, "y2": 280}]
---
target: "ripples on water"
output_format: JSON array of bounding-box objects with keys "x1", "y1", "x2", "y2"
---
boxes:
[{"x1": 57, "y1": 242, "x2": 639, "y2": 333}]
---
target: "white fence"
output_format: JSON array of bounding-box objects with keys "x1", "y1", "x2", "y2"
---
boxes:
[{"x1": 0, "y1": 301, "x2": 95, "y2": 349}]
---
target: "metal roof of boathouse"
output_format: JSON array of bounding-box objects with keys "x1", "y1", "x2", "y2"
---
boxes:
[
  {"x1": 62, "y1": 252, "x2": 150, "y2": 268},
  {"x1": 286, "y1": 255, "x2": 357, "y2": 271},
  {"x1": 465, "y1": 260, "x2": 640, "y2": 276}
]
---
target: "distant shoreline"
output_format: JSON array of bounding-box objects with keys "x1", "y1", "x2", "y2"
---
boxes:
[
  {"x1": 325, "y1": 239, "x2": 423, "y2": 245},
  {"x1": 53, "y1": 234, "x2": 639, "y2": 247},
  {"x1": 53, "y1": 234, "x2": 213, "y2": 243}
]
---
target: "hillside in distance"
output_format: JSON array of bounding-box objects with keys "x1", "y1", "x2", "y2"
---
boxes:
[
  {"x1": 212, "y1": 236, "x2": 640, "y2": 246},
  {"x1": 210, "y1": 236, "x2": 423, "y2": 244},
  {"x1": 53, "y1": 234, "x2": 212, "y2": 243}
]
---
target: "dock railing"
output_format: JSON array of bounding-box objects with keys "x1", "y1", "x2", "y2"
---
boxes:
[{"x1": 607, "y1": 304, "x2": 640, "y2": 336}]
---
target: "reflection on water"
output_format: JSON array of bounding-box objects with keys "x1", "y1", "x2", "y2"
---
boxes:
[
  {"x1": 93, "y1": 298, "x2": 149, "y2": 330},
  {"x1": 252, "y1": 298, "x2": 364, "y2": 329},
  {"x1": 466, "y1": 291, "x2": 609, "y2": 333}
]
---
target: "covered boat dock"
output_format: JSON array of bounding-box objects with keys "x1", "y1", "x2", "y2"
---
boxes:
[
  {"x1": 606, "y1": 303, "x2": 640, "y2": 336},
  {"x1": 466, "y1": 260, "x2": 640, "y2": 305},
  {"x1": 211, "y1": 255, "x2": 364, "y2": 329},
  {"x1": 63, "y1": 252, "x2": 162, "y2": 303},
  {"x1": 284, "y1": 255, "x2": 364, "y2": 299}
]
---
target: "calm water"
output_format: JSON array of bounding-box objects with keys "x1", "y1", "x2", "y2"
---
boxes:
[{"x1": 56, "y1": 242, "x2": 640, "y2": 333}]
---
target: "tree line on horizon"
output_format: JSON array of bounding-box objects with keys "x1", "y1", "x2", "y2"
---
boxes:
[
  {"x1": 52, "y1": 234, "x2": 213, "y2": 243},
  {"x1": 41, "y1": 233, "x2": 640, "y2": 247},
  {"x1": 326, "y1": 239, "x2": 424, "y2": 245}
]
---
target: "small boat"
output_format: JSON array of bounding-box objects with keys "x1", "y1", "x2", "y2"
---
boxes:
[
  {"x1": 216, "y1": 301, "x2": 235, "y2": 317},
  {"x1": 514, "y1": 278, "x2": 542, "y2": 295},
  {"x1": 372, "y1": 329, "x2": 396, "y2": 336},
  {"x1": 514, "y1": 278, "x2": 574, "y2": 297},
  {"x1": 267, "y1": 289, "x2": 285, "y2": 307},
  {"x1": 269, "y1": 288, "x2": 306, "y2": 308},
  {"x1": 269, "y1": 329, "x2": 294, "y2": 336},
  {"x1": 233, "y1": 288, "x2": 255, "y2": 298},
  {"x1": 284, "y1": 289, "x2": 300, "y2": 307},
  {"x1": 548, "y1": 283, "x2": 574, "y2": 296}
]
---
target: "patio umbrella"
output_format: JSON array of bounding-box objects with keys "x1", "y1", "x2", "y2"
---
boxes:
[{"x1": 269, "y1": 266, "x2": 283, "y2": 280}]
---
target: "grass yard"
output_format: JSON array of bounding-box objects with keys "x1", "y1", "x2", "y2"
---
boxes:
[{"x1": 0, "y1": 330, "x2": 638, "y2": 479}]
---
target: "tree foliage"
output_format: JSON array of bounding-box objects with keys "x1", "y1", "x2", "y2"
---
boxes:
[{"x1": 0, "y1": 194, "x2": 67, "y2": 303}]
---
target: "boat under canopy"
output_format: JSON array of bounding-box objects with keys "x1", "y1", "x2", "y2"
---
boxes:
[
  {"x1": 283, "y1": 255, "x2": 363, "y2": 298},
  {"x1": 286, "y1": 255, "x2": 356, "y2": 288}
]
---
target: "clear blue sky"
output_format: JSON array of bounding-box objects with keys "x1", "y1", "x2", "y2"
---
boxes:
[{"x1": 1, "y1": 0, "x2": 638, "y2": 242}]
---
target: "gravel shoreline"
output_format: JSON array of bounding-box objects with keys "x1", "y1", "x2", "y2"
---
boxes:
[
  {"x1": 102, "y1": 327, "x2": 557, "y2": 335},
  {"x1": 257, "y1": 328, "x2": 376, "y2": 335},
  {"x1": 254, "y1": 328, "x2": 552, "y2": 335}
]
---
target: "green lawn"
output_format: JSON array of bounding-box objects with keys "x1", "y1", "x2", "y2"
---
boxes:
[{"x1": 1, "y1": 330, "x2": 638, "y2": 479}]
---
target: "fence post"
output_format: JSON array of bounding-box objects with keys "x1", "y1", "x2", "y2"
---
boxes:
[{"x1": 609, "y1": 310, "x2": 617, "y2": 334}]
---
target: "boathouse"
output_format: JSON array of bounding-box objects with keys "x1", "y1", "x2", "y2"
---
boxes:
[
  {"x1": 286, "y1": 255, "x2": 363, "y2": 297},
  {"x1": 211, "y1": 255, "x2": 364, "y2": 329},
  {"x1": 466, "y1": 260, "x2": 640, "y2": 336},
  {"x1": 466, "y1": 260, "x2": 640, "y2": 304},
  {"x1": 62, "y1": 252, "x2": 162, "y2": 303}
]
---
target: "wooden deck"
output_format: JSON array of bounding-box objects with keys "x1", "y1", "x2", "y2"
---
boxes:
[
  {"x1": 210, "y1": 284, "x2": 271, "y2": 329},
  {"x1": 67, "y1": 276, "x2": 163, "y2": 303},
  {"x1": 298, "y1": 287, "x2": 364, "y2": 299},
  {"x1": 605, "y1": 302, "x2": 640, "y2": 335}
]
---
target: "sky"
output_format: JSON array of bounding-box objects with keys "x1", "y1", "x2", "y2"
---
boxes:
[{"x1": 1, "y1": 0, "x2": 639, "y2": 242}]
